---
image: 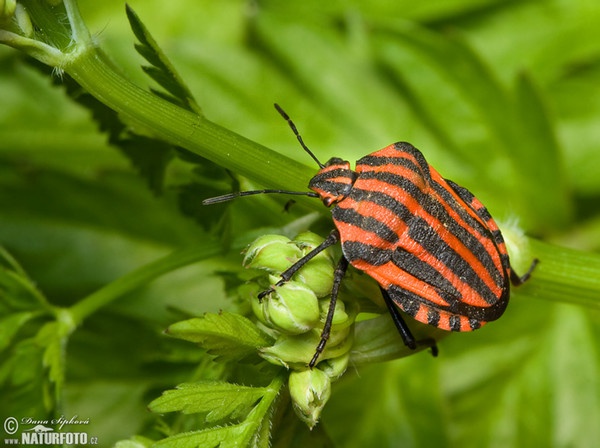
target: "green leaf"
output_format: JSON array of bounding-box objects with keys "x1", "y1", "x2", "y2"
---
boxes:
[
  {"x1": 149, "y1": 381, "x2": 267, "y2": 422},
  {"x1": 26, "y1": 60, "x2": 175, "y2": 194},
  {"x1": 153, "y1": 422, "x2": 253, "y2": 448},
  {"x1": 151, "y1": 374, "x2": 286, "y2": 448},
  {"x1": 324, "y1": 355, "x2": 448, "y2": 447},
  {"x1": 36, "y1": 319, "x2": 71, "y2": 401},
  {"x1": 0, "y1": 337, "x2": 52, "y2": 418},
  {"x1": 114, "y1": 436, "x2": 155, "y2": 448},
  {"x1": 442, "y1": 303, "x2": 600, "y2": 447},
  {"x1": 166, "y1": 312, "x2": 272, "y2": 361},
  {"x1": 125, "y1": 4, "x2": 201, "y2": 115},
  {"x1": 0, "y1": 245, "x2": 49, "y2": 312},
  {"x1": 0, "y1": 311, "x2": 34, "y2": 352}
]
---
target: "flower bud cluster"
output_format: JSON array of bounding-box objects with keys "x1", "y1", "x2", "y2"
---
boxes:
[{"x1": 239, "y1": 232, "x2": 357, "y2": 427}]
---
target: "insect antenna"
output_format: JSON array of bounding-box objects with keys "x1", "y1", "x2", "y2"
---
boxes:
[
  {"x1": 202, "y1": 189, "x2": 318, "y2": 205},
  {"x1": 274, "y1": 103, "x2": 325, "y2": 169},
  {"x1": 203, "y1": 105, "x2": 323, "y2": 206}
]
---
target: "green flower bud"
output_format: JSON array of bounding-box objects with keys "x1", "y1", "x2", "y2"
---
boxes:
[
  {"x1": 264, "y1": 281, "x2": 320, "y2": 334},
  {"x1": 294, "y1": 232, "x2": 333, "y2": 258},
  {"x1": 243, "y1": 235, "x2": 301, "y2": 274},
  {"x1": 260, "y1": 332, "x2": 321, "y2": 368},
  {"x1": 0, "y1": 0, "x2": 16, "y2": 22},
  {"x1": 238, "y1": 282, "x2": 270, "y2": 326},
  {"x1": 292, "y1": 232, "x2": 335, "y2": 297},
  {"x1": 294, "y1": 256, "x2": 334, "y2": 298},
  {"x1": 260, "y1": 328, "x2": 354, "y2": 368},
  {"x1": 289, "y1": 368, "x2": 332, "y2": 429},
  {"x1": 319, "y1": 297, "x2": 350, "y2": 326},
  {"x1": 319, "y1": 353, "x2": 350, "y2": 381}
]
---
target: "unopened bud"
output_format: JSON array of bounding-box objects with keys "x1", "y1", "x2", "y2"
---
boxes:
[
  {"x1": 0, "y1": 0, "x2": 16, "y2": 22},
  {"x1": 292, "y1": 232, "x2": 335, "y2": 297},
  {"x1": 243, "y1": 235, "x2": 301, "y2": 274},
  {"x1": 289, "y1": 368, "x2": 331, "y2": 429},
  {"x1": 319, "y1": 353, "x2": 350, "y2": 381},
  {"x1": 260, "y1": 328, "x2": 354, "y2": 368},
  {"x1": 264, "y1": 281, "x2": 320, "y2": 334}
]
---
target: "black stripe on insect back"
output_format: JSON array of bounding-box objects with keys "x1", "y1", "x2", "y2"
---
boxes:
[
  {"x1": 340, "y1": 185, "x2": 500, "y2": 305},
  {"x1": 428, "y1": 179, "x2": 506, "y2": 287},
  {"x1": 342, "y1": 241, "x2": 393, "y2": 266},
  {"x1": 406, "y1": 217, "x2": 501, "y2": 305},
  {"x1": 392, "y1": 247, "x2": 461, "y2": 301},
  {"x1": 353, "y1": 170, "x2": 503, "y2": 291},
  {"x1": 435, "y1": 179, "x2": 497, "y2": 242},
  {"x1": 414, "y1": 177, "x2": 506, "y2": 289},
  {"x1": 357, "y1": 170, "x2": 426, "y2": 198},
  {"x1": 387, "y1": 281, "x2": 507, "y2": 324},
  {"x1": 357, "y1": 147, "x2": 432, "y2": 183},
  {"x1": 333, "y1": 207, "x2": 400, "y2": 243},
  {"x1": 427, "y1": 308, "x2": 441, "y2": 327}
]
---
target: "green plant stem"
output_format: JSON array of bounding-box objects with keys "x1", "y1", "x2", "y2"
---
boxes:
[
  {"x1": 524, "y1": 239, "x2": 600, "y2": 310},
  {"x1": 243, "y1": 373, "x2": 286, "y2": 446},
  {"x1": 63, "y1": 47, "x2": 314, "y2": 199},
  {"x1": 69, "y1": 242, "x2": 222, "y2": 325}
]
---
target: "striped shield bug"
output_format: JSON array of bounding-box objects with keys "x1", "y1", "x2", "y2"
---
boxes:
[{"x1": 204, "y1": 104, "x2": 538, "y2": 367}]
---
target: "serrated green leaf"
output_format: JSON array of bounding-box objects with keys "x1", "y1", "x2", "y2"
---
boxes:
[
  {"x1": 126, "y1": 4, "x2": 201, "y2": 115},
  {"x1": 153, "y1": 422, "x2": 252, "y2": 448},
  {"x1": 118, "y1": 135, "x2": 174, "y2": 194},
  {"x1": 0, "y1": 337, "x2": 52, "y2": 418},
  {"x1": 166, "y1": 312, "x2": 271, "y2": 361},
  {"x1": 0, "y1": 311, "x2": 34, "y2": 352},
  {"x1": 36, "y1": 321, "x2": 67, "y2": 394},
  {"x1": 0, "y1": 246, "x2": 49, "y2": 312},
  {"x1": 114, "y1": 436, "x2": 155, "y2": 448},
  {"x1": 0, "y1": 265, "x2": 47, "y2": 311},
  {"x1": 25, "y1": 61, "x2": 175, "y2": 194},
  {"x1": 149, "y1": 381, "x2": 267, "y2": 422},
  {"x1": 151, "y1": 374, "x2": 285, "y2": 448}
]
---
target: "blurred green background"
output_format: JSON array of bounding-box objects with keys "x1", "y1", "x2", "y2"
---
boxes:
[{"x1": 1, "y1": 0, "x2": 599, "y2": 447}]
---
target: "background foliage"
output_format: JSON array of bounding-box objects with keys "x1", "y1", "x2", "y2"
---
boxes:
[{"x1": 1, "y1": 0, "x2": 599, "y2": 447}]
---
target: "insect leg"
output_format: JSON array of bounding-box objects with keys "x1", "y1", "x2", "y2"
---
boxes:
[
  {"x1": 510, "y1": 258, "x2": 539, "y2": 286},
  {"x1": 380, "y1": 287, "x2": 439, "y2": 357},
  {"x1": 380, "y1": 287, "x2": 417, "y2": 349},
  {"x1": 309, "y1": 256, "x2": 349, "y2": 368},
  {"x1": 258, "y1": 229, "x2": 340, "y2": 299}
]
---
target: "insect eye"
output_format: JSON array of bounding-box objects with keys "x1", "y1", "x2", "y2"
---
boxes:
[{"x1": 323, "y1": 196, "x2": 339, "y2": 207}]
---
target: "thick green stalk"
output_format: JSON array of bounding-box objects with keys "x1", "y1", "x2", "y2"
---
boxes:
[
  {"x1": 525, "y1": 239, "x2": 600, "y2": 310},
  {"x1": 64, "y1": 47, "x2": 313, "y2": 197}
]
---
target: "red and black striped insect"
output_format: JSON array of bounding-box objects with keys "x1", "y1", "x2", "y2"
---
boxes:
[{"x1": 204, "y1": 104, "x2": 538, "y2": 367}]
